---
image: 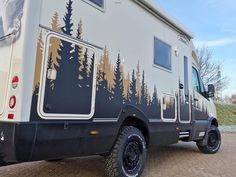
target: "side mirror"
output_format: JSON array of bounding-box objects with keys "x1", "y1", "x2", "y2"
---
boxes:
[{"x1": 208, "y1": 84, "x2": 215, "y2": 98}]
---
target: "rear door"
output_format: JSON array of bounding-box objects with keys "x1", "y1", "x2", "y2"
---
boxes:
[{"x1": 38, "y1": 32, "x2": 97, "y2": 119}]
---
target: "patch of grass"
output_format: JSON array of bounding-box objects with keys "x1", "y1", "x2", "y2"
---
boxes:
[{"x1": 215, "y1": 103, "x2": 236, "y2": 125}]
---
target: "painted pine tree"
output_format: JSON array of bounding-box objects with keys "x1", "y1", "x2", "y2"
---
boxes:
[
  {"x1": 44, "y1": 53, "x2": 54, "y2": 112},
  {"x1": 50, "y1": 0, "x2": 81, "y2": 113},
  {"x1": 141, "y1": 70, "x2": 148, "y2": 107},
  {"x1": 88, "y1": 53, "x2": 95, "y2": 86},
  {"x1": 136, "y1": 62, "x2": 141, "y2": 104},
  {"x1": 112, "y1": 54, "x2": 125, "y2": 113},
  {"x1": 30, "y1": 85, "x2": 40, "y2": 121},
  {"x1": 50, "y1": 12, "x2": 61, "y2": 69},
  {"x1": 95, "y1": 70, "x2": 113, "y2": 117},
  {"x1": 124, "y1": 72, "x2": 131, "y2": 103},
  {"x1": 97, "y1": 47, "x2": 114, "y2": 91},
  {"x1": 31, "y1": 31, "x2": 44, "y2": 120},
  {"x1": 80, "y1": 48, "x2": 90, "y2": 87},
  {"x1": 130, "y1": 70, "x2": 137, "y2": 105},
  {"x1": 149, "y1": 85, "x2": 161, "y2": 118},
  {"x1": 74, "y1": 20, "x2": 84, "y2": 79},
  {"x1": 33, "y1": 30, "x2": 43, "y2": 92}
]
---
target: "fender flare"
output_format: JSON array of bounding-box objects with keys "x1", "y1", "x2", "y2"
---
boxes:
[
  {"x1": 198, "y1": 116, "x2": 219, "y2": 146},
  {"x1": 112, "y1": 105, "x2": 150, "y2": 146}
]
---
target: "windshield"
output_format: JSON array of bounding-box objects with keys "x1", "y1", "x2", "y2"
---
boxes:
[{"x1": 0, "y1": 0, "x2": 24, "y2": 39}]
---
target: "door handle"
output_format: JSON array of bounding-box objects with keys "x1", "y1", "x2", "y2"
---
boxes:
[
  {"x1": 194, "y1": 98, "x2": 199, "y2": 102},
  {"x1": 179, "y1": 83, "x2": 184, "y2": 89}
]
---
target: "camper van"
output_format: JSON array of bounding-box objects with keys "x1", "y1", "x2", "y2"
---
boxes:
[{"x1": 0, "y1": 0, "x2": 221, "y2": 176}]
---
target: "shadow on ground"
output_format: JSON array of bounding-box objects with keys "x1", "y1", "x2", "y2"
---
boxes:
[{"x1": 0, "y1": 142, "x2": 201, "y2": 177}]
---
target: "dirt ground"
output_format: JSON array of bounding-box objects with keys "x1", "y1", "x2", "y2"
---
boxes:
[{"x1": 0, "y1": 133, "x2": 235, "y2": 177}]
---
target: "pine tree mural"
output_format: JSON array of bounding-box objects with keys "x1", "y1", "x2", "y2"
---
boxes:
[
  {"x1": 74, "y1": 20, "x2": 84, "y2": 79},
  {"x1": 61, "y1": 0, "x2": 73, "y2": 36},
  {"x1": 30, "y1": 0, "x2": 166, "y2": 120},
  {"x1": 31, "y1": 31, "x2": 44, "y2": 120},
  {"x1": 50, "y1": 12, "x2": 61, "y2": 69},
  {"x1": 163, "y1": 95, "x2": 175, "y2": 119},
  {"x1": 44, "y1": 53, "x2": 54, "y2": 112},
  {"x1": 95, "y1": 70, "x2": 113, "y2": 117},
  {"x1": 98, "y1": 47, "x2": 114, "y2": 91},
  {"x1": 80, "y1": 48, "x2": 90, "y2": 86},
  {"x1": 112, "y1": 54, "x2": 125, "y2": 111},
  {"x1": 149, "y1": 85, "x2": 161, "y2": 118},
  {"x1": 123, "y1": 72, "x2": 131, "y2": 102},
  {"x1": 33, "y1": 30, "x2": 43, "y2": 92},
  {"x1": 136, "y1": 62, "x2": 141, "y2": 104},
  {"x1": 46, "y1": 0, "x2": 82, "y2": 113},
  {"x1": 130, "y1": 70, "x2": 137, "y2": 105},
  {"x1": 30, "y1": 85, "x2": 40, "y2": 121},
  {"x1": 141, "y1": 70, "x2": 148, "y2": 107},
  {"x1": 88, "y1": 53, "x2": 95, "y2": 86}
]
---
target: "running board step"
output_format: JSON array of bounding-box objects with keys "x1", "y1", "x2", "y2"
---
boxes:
[{"x1": 179, "y1": 131, "x2": 190, "y2": 139}]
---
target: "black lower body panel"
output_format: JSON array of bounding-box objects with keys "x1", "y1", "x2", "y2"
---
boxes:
[
  {"x1": 0, "y1": 121, "x2": 118, "y2": 162},
  {"x1": 0, "y1": 120, "x2": 194, "y2": 163}
]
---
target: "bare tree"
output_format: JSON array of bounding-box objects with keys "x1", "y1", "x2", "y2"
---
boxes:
[
  {"x1": 231, "y1": 94, "x2": 236, "y2": 104},
  {"x1": 197, "y1": 47, "x2": 229, "y2": 100}
]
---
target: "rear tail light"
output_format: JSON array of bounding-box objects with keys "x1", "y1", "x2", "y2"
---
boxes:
[
  {"x1": 11, "y1": 76, "x2": 19, "y2": 89},
  {"x1": 8, "y1": 114, "x2": 14, "y2": 120},
  {"x1": 9, "y1": 96, "x2": 16, "y2": 109}
]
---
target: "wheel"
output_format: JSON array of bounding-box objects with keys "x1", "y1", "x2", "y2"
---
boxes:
[
  {"x1": 104, "y1": 126, "x2": 147, "y2": 177},
  {"x1": 197, "y1": 125, "x2": 221, "y2": 154}
]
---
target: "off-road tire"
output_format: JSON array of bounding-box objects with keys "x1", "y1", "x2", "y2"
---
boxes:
[
  {"x1": 197, "y1": 125, "x2": 221, "y2": 154},
  {"x1": 104, "y1": 126, "x2": 147, "y2": 177}
]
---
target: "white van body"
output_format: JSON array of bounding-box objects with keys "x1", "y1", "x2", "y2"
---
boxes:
[{"x1": 0, "y1": 0, "x2": 219, "y2": 175}]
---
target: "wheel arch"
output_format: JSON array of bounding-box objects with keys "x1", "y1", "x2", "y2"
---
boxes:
[
  {"x1": 116, "y1": 105, "x2": 150, "y2": 148},
  {"x1": 209, "y1": 117, "x2": 219, "y2": 127}
]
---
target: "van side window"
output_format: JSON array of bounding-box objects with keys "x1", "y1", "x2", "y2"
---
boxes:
[
  {"x1": 88, "y1": 0, "x2": 104, "y2": 8},
  {"x1": 192, "y1": 67, "x2": 201, "y2": 93},
  {"x1": 154, "y1": 38, "x2": 172, "y2": 70},
  {"x1": 200, "y1": 78, "x2": 206, "y2": 92}
]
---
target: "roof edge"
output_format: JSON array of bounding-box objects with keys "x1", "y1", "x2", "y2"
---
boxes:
[{"x1": 133, "y1": 0, "x2": 194, "y2": 39}]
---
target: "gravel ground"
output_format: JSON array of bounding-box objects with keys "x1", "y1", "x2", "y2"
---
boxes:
[
  {"x1": 219, "y1": 125, "x2": 236, "y2": 133},
  {"x1": 0, "y1": 133, "x2": 235, "y2": 177}
]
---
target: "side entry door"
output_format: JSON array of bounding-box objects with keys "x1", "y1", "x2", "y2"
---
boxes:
[{"x1": 178, "y1": 39, "x2": 191, "y2": 123}]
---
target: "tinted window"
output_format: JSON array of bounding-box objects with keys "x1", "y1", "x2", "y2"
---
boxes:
[
  {"x1": 184, "y1": 56, "x2": 189, "y2": 95},
  {"x1": 89, "y1": 0, "x2": 104, "y2": 7},
  {"x1": 154, "y1": 38, "x2": 171, "y2": 70},
  {"x1": 192, "y1": 68, "x2": 201, "y2": 93},
  {"x1": 200, "y1": 78, "x2": 206, "y2": 93}
]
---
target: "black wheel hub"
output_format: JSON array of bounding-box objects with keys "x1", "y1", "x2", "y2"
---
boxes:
[
  {"x1": 123, "y1": 139, "x2": 142, "y2": 172},
  {"x1": 208, "y1": 131, "x2": 219, "y2": 149}
]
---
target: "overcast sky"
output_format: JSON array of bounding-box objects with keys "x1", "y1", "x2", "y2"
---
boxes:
[{"x1": 155, "y1": 0, "x2": 236, "y2": 96}]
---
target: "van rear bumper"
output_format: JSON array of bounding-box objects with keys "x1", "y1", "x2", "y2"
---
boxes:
[
  {"x1": 0, "y1": 122, "x2": 36, "y2": 162},
  {"x1": 0, "y1": 121, "x2": 117, "y2": 163}
]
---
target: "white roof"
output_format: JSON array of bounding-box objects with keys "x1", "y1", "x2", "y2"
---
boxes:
[{"x1": 134, "y1": 0, "x2": 194, "y2": 39}]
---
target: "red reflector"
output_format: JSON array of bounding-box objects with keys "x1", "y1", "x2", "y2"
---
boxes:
[
  {"x1": 12, "y1": 76, "x2": 19, "y2": 89},
  {"x1": 8, "y1": 114, "x2": 14, "y2": 120},
  {"x1": 9, "y1": 96, "x2": 16, "y2": 109}
]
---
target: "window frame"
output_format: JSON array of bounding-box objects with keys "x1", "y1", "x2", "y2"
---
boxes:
[
  {"x1": 192, "y1": 67, "x2": 201, "y2": 94},
  {"x1": 153, "y1": 37, "x2": 172, "y2": 72},
  {"x1": 192, "y1": 67, "x2": 207, "y2": 98},
  {"x1": 82, "y1": 0, "x2": 105, "y2": 12}
]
